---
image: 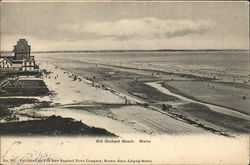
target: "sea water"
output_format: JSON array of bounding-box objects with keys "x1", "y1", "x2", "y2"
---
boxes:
[{"x1": 35, "y1": 50, "x2": 249, "y2": 83}]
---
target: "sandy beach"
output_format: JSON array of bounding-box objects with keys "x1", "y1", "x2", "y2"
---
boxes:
[
  {"x1": 9, "y1": 54, "x2": 245, "y2": 137},
  {"x1": 34, "y1": 61, "x2": 207, "y2": 136}
]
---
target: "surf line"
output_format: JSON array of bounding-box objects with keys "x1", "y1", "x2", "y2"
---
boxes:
[{"x1": 146, "y1": 81, "x2": 249, "y2": 120}]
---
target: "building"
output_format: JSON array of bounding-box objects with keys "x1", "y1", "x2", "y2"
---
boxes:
[
  {"x1": 1, "y1": 39, "x2": 39, "y2": 72},
  {"x1": 22, "y1": 59, "x2": 36, "y2": 71},
  {"x1": 14, "y1": 39, "x2": 31, "y2": 60},
  {"x1": 0, "y1": 58, "x2": 12, "y2": 70}
]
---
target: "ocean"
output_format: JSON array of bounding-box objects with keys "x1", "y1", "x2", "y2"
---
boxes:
[{"x1": 35, "y1": 50, "x2": 249, "y2": 83}]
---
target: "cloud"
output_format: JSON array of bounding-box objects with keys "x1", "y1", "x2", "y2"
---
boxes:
[{"x1": 59, "y1": 17, "x2": 214, "y2": 41}]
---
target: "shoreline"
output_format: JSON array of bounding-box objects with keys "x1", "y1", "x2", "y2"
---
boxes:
[
  {"x1": 37, "y1": 60, "x2": 249, "y2": 135},
  {"x1": 38, "y1": 61, "x2": 209, "y2": 136},
  {"x1": 45, "y1": 56, "x2": 250, "y2": 85},
  {"x1": 46, "y1": 57, "x2": 248, "y2": 115}
]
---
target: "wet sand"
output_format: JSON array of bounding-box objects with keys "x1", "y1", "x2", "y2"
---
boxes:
[
  {"x1": 163, "y1": 80, "x2": 249, "y2": 115},
  {"x1": 147, "y1": 82, "x2": 249, "y2": 134}
]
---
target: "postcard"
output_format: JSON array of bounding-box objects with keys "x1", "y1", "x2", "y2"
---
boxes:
[{"x1": 0, "y1": 1, "x2": 249, "y2": 164}]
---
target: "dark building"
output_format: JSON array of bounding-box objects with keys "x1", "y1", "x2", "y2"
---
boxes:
[{"x1": 14, "y1": 39, "x2": 31, "y2": 60}]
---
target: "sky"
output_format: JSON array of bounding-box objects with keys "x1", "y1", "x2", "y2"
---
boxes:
[{"x1": 1, "y1": 2, "x2": 249, "y2": 51}]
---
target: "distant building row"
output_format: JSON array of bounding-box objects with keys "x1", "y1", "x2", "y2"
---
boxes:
[{"x1": 0, "y1": 39, "x2": 38, "y2": 71}]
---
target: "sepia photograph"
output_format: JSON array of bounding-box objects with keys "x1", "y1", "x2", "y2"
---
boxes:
[{"x1": 0, "y1": 1, "x2": 249, "y2": 164}]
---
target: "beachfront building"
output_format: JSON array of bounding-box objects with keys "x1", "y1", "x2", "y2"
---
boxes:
[
  {"x1": 1, "y1": 39, "x2": 39, "y2": 72},
  {"x1": 0, "y1": 58, "x2": 12, "y2": 70},
  {"x1": 22, "y1": 59, "x2": 36, "y2": 71},
  {"x1": 14, "y1": 39, "x2": 31, "y2": 60}
]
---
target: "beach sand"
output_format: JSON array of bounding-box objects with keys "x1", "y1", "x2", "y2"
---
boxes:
[
  {"x1": 27, "y1": 58, "x2": 249, "y2": 136},
  {"x1": 34, "y1": 62, "x2": 206, "y2": 136},
  {"x1": 163, "y1": 80, "x2": 249, "y2": 115}
]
